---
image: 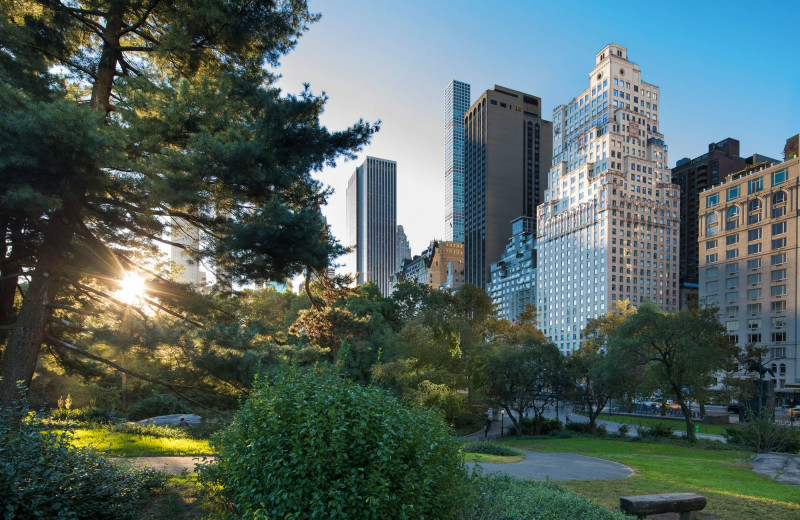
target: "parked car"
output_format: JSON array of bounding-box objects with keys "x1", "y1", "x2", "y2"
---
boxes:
[{"x1": 789, "y1": 407, "x2": 800, "y2": 419}]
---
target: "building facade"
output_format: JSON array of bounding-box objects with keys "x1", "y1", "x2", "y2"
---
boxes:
[
  {"x1": 672, "y1": 138, "x2": 776, "y2": 307},
  {"x1": 394, "y1": 240, "x2": 464, "y2": 291},
  {"x1": 444, "y1": 80, "x2": 470, "y2": 243},
  {"x1": 170, "y1": 218, "x2": 207, "y2": 286},
  {"x1": 487, "y1": 216, "x2": 537, "y2": 322},
  {"x1": 698, "y1": 151, "x2": 800, "y2": 393},
  {"x1": 346, "y1": 157, "x2": 397, "y2": 296},
  {"x1": 396, "y1": 225, "x2": 411, "y2": 271},
  {"x1": 536, "y1": 44, "x2": 679, "y2": 354},
  {"x1": 463, "y1": 85, "x2": 553, "y2": 288}
]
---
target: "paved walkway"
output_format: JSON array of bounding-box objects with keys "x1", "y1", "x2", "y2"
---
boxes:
[
  {"x1": 113, "y1": 456, "x2": 212, "y2": 473},
  {"x1": 467, "y1": 451, "x2": 633, "y2": 481},
  {"x1": 752, "y1": 453, "x2": 800, "y2": 486}
]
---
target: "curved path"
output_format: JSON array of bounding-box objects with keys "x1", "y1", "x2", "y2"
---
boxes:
[{"x1": 467, "y1": 451, "x2": 633, "y2": 481}]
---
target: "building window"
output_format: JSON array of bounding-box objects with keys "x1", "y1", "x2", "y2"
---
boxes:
[
  {"x1": 771, "y1": 269, "x2": 786, "y2": 282},
  {"x1": 772, "y1": 332, "x2": 787, "y2": 343},
  {"x1": 726, "y1": 234, "x2": 739, "y2": 245},
  {"x1": 726, "y1": 277, "x2": 739, "y2": 289},
  {"x1": 748, "y1": 228, "x2": 762, "y2": 241},
  {"x1": 771, "y1": 317, "x2": 787, "y2": 328},
  {"x1": 747, "y1": 199, "x2": 762, "y2": 224},
  {"x1": 747, "y1": 288, "x2": 762, "y2": 300},
  {"x1": 772, "y1": 169, "x2": 787, "y2": 186},
  {"x1": 726, "y1": 263, "x2": 739, "y2": 275},
  {"x1": 771, "y1": 191, "x2": 787, "y2": 218},
  {"x1": 771, "y1": 300, "x2": 786, "y2": 312},
  {"x1": 725, "y1": 321, "x2": 739, "y2": 332},
  {"x1": 726, "y1": 186, "x2": 740, "y2": 201},
  {"x1": 706, "y1": 266, "x2": 719, "y2": 277},
  {"x1": 726, "y1": 292, "x2": 737, "y2": 303},
  {"x1": 706, "y1": 253, "x2": 718, "y2": 263},
  {"x1": 746, "y1": 258, "x2": 761, "y2": 270},
  {"x1": 726, "y1": 207, "x2": 739, "y2": 230},
  {"x1": 771, "y1": 285, "x2": 786, "y2": 297},
  {"x1": 771, "y1": 253, "x2": 786, "y2": 265},
  {"x1": 747, "y1": 318, "x2": 762, "y2": 329},
  {"x1": 747, "y1": 303, "x2": 761, "y2": 314},
  {"x1": 772, "y1": 237, "x2": 787, "y2": 250},
  {"x1": 747, "y1": 333, "x2": 762, "y2": 344},
  {"x1": 725, "y1": 306, "x2": 739, "y2": 316},
  {"x1": 726, "y1": 249, "x2": 738, "y2": 259},
  {"x1": 748, "y1": 177, "x2": 763, "y2": 194},
  {"x1": 706, "y1": 281, "x2": 719, "y2": 291},
  {"x1": 747, "y1": 243, "x2": 762, "y2": 255},
  {"x1": 747, "y1": 273, "x2": 762, "y2": 285}
]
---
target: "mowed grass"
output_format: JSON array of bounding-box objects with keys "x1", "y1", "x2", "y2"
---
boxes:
[
  {"x1": 506, "y1": 437, "x2": 800, "y2": 520},
  {"x1": 65, "y1": 428, "x2": 213, "y2": 457},
  {"x1": 463, "y1": 452, "x2": 526, "y2": 464},
  {"x1": 595, "y1": 413, "x2": 736, "y2": 436}
]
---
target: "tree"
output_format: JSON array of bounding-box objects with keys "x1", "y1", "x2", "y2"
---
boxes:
[
  {"x1": 0, "y1": 1, "x2": 376, "y2": 408},
  {"x1": 483, "y1": 335, "x2": 564, "y2": 434},
  {"x1": 570, "y1": 300, "x2": 635, "y2": 432},
  {"x1": 611, "y1": 301, "x2": 736, "y2": 440}
]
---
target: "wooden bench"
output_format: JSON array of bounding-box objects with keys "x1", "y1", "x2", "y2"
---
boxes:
[{"x1": 619, "y1": 493, "x2": 706, "y2": 519}]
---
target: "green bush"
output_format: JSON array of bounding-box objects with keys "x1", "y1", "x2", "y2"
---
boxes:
[
  {"x1": 463, "y1": 474, "x2": 633, "y2": 520},
  {"x1": 201, "y1": 366, "x2": 469, "y2": 520},
  {"x1": 126, "y1": 393, "x2": 193, "y2": 421},
  {"x1": 48, "y1": 406, "x2": 125, "y2": 424},
  {"x1": 617, "y1": 424, "x2": 631, "y2": 437},
  {"x1": 0, "y1": 399, "x2": 165, "y2": 519},
  {"x1": 638, "y1": 423, "x2": 675, "y2": 438},
  {"x1": 565, "y1": 422, "x2": 607, "y2": 437},
  {"x1": 725, "y1": 414, "x2": 800, "y2": 453},
  {"x1": 461, "y1": 440, "x2": 523, "y2": 457},
  {"x1": 520, "y1": 416, "x2": 563, "y2": 435}
]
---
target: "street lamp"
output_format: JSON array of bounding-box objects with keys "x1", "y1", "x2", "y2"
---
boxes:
[{"x1": 500, "y1": 409, "x2": 504, "y2": 438}]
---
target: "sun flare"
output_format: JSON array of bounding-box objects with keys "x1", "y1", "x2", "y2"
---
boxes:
[{"x1": 116, "y1": 273, "x2": 146, "y2": 304}]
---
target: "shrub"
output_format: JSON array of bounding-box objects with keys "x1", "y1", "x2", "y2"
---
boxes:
[
  {"x1": 463, "y1": 474, "x2": 634, "y2": 520},
  {"x1": 564, "y1": 421, "x2": 607, "y2": 437},
  {"x1": 201, "y1": 366, "x2": 469, "y2": 520},
  {"x1": 0, "y1": 399, "x2": 165, "y2": 519},
  {"x1": 617, "y1": 424, "x2": 631, "y2": 437},
  {"x1": 725, "y1": 413, "x2": 800, "y2": 453},
  {"x1": 521, "y1": 416, "x2": 563, "y2": 435},
  {"x1": 126, "y1": 393, "x2": 193, "y2": 421},
  {"x1": 638, "y1": 423, "x2": 675, "y2": 438},
  {"x1": 462, "y1": 440, "x2": 524, "y2": 457},
  {"x1": 48, "y1": 406, "x2": 125, "y2": 424}
]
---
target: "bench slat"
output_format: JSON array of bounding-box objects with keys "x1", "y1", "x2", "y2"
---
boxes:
[{"x1": 620, "y1": 493, "x2": 706, "y2": 515}]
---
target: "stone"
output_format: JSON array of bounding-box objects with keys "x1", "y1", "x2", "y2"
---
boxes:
[{"x1": 136, "y1": 414, "x2": 203, "y2": 426}]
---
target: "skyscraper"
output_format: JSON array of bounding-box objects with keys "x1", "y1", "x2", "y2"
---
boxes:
[
  {"x1": 444, "y1": 80, "x2": 470, "y2": 243},
  {"x1": 396, "y1": 225, "x2": 411, "y2": 271},
  {"x1": 699, "y1": 142, "x2": 799, "y2": 392},
  {"x1": 346, "y1": 157, "x2": 397, "y2": 296},
  {"x1": 463, "y1": 85, "x2": 553, "y2": 288},
  {"x1": 170, "y1": 218, "x2": 207, "y2": 286},
  {"x1": 671, "y1": 138, "x2": 776, "y2": 308},
  {"x1": 536, "y1": 44, "x2": 679, "y2": 354}
]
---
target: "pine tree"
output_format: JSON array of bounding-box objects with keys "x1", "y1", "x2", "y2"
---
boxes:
[{"x1": 0, "y1": 1, "x2": 376, "y2": 409}]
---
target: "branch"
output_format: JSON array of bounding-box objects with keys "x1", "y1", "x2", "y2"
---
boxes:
[
  {"x1": 66, "y1": 279, "x2": 149, "y2": 320},
  {"x1": 48, "y1": 317, "x2": 84, "y2": 330},
  {"x1": 141, "y1": 296, "x2": 203, "y2": 327},
  {"x1": 118, "y1": 0, "x2": 162, "y2": 37},
  {"x1": 46, "y1": 302, "x2": 100, "y2": 317},
  {"x1": 45, "y1": 334, "x2": 212, "y2": 410},
  {"x1": 117, "y1": 45, "x2": 154, "y2": 52},
  {"x1": 52, "y1": 1, "x2": 106, "y2": 37}
]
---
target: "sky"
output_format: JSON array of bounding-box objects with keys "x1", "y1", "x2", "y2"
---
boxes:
[{"x1": 274, "y1": 0, "x2": 800, "y2": 277}]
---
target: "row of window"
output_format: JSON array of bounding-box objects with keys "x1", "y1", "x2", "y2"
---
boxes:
[
  {"x1": 706, "y1": 253, "x2": 786, "y2": 276},
  {"x1": 707, "y1": 284, "x2": 788, "y2": 303},
  {"x1": 725, "y1": 301, "x2": 787, "y2": 315},
  {"x1": 706, "y1": 170, "x2": 788, "y2": 208},
  {"x1": 705, "y1": 192, "x2": 787, "y2": 234},
  {"x1": 706, "y1": 269, "x2": 787, "y2": 290}
]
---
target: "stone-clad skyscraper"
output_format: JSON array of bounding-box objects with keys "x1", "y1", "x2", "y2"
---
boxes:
[
  {"x1": 463, "y1": 85, "x2": 552, "y2": 288},
  {"x1": 536, "y1": 44, "x2": 679, "y2": 354},
  {"x1": 346, "y1": 157, "x2": 397, "y2": 296},
  {"x1": 444, "y1": 80, "x2": 470, "y2": 243}
]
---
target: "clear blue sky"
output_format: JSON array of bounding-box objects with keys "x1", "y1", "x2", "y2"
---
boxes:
[{"x1": 275, "y1": 0, "x2": 800, "y2": 274}]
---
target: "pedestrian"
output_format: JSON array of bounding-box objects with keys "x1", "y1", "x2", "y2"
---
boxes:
[{"x1": 483, "y1": 419, "x2": 492, "y2": 440}]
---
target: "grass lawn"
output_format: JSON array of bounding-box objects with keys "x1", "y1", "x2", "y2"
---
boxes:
[
  {"x1": 138, "y1": 475, "x2": 205, "y2": 520},
  {"x1": 506, "y1": 437, "x2": 799, "y2": 520},
  {"x1": 595, "y1": 413, "x2": 736, "y2": 436},
  {"x1": 66, "y1": 428, "x2": 213, "y2": 457},
  {"x1": 463, "y1": 452, "x2": 526, "y2": 463}
]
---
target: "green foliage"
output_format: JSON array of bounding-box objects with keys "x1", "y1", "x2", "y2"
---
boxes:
[
  {"x1": 48, "y1": 406, "x2": 125, "y2": 424},
  {"x1": 0, "y1": 398, "x2": 165, "y2": 519},
  {"x1": 126, "y1": 394, "x2": 193, "y2": 421},
  {"x1": 638, "y1": 423, "x2": 675, "y2": 439},
  {"x1": 566, "y1": 422, "x2": 608, "y2": 437},
  {"x1": 464, "y1": 474, "x2": 634, "y2": 520},
  {"x1": 461, "y1": 441, "x2": 524, "y2": 457},
  {"x1": 617, "y1": 424, "x2": 631, "y2": 437},
  {"x1": 201, "y1": 366, "x2": 469, "y2": 520},
  {"x1": 725, "y1": 413, "x2": 800, "y2": 453}
]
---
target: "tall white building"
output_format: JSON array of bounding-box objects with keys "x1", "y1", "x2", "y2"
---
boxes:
[
  {"x1": 170, "y1": 218, "x2": 207, "y2": 286},
  {"x1": 536, "y1": 44, "x2": 680, "y2": 353},
  {"x1": 396, "y1": 225, "x2": 411, "y2": 271},
  {"x1": 346, "y1": 157, "x2": 397, "y2": 296},
  {"x1": 444, "y1": 80, "x2": 470, "y2": 242}
]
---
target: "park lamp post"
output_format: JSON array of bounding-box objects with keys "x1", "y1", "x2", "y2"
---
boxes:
[{"x1": 500, "y1": 409, "x2": 504, "y2": 438}]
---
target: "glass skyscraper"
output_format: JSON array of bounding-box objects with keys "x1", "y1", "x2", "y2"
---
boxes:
[{"x1": 444, "y1": 80, "x2": 470, "y2": 243}]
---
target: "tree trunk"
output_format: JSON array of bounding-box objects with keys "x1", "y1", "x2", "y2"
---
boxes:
[
  {"x1": 673, "y1": 388, "x2": 695, "y2": 441},
  {"x1": 0, "y1": 211, "x2": 77, "y2": 409},
  {"x1": 504, "y1": 404, "x2": 520, "y2": 435}
]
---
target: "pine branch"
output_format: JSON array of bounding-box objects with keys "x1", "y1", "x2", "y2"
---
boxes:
[
  {"x1": 48, "y1": 316, "x2": 84, "y2": 330},
  {"x1": 66, "y1": 279, "x2": 149, "y2": 320},
  {"x1": 45, "y1": 334, "x2": 212, "y2": 410},
  {"x1": 45, "y1": 302, "x2": 100, "y2": 317},
  {"x1": 118, "y1": 0, "x2": 162, "y2": 37},
  {"x1": 141, "y1": 296, "x2": 202, "y2": 327}
]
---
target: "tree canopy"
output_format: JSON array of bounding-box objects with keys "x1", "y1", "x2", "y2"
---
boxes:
[{"x1": 0, "y1": 0, "x2": 376, "y2": 408}]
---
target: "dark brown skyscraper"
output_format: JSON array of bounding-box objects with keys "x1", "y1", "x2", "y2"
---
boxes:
[{"x1": 463, "y1": 86, "x2": 553, "y2": 288}]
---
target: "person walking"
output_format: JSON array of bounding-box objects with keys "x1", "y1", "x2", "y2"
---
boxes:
[{"x1": 483, "y1": 419, "x2": 492, "y2": 440}]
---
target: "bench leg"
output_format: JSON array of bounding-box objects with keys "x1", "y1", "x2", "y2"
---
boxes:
[{"x1": 678, "y1": 513, "x2": 691, "y2": 520}]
